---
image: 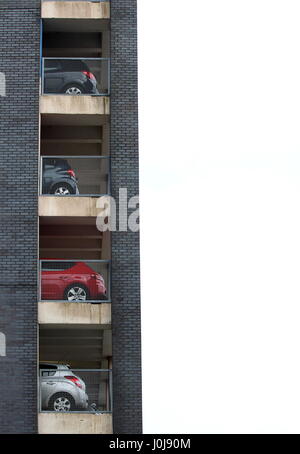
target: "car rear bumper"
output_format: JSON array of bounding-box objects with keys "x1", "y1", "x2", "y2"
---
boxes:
[
  {"x1": 96, "y1": 281, "x2": 107, "y2": 299},
  {"x1": 89, "y1": 278, "x2": 107, "y2": 299},
  {"x1": 69, "y1": 178, "x2": 79, "y2": 194},
  {"x1": 84, "y1": 80, "x2": 99, "y2": 95},
  {"x1": 77, "y1": 391, "x2": 89, "y2": 409}
]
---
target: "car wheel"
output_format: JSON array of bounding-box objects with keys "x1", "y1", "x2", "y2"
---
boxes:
[
  {"x1": 50, "y1": 183, "x2": 75, "y2": 196},
  {"x1": 64, "y1": 84, "x2": 84, "y2": 95},
  {"x1": 64, "y1": 284, "x2": 90, "y2": 302},
  {"x1": 49, "y1": 393, "x2": 75, "y2": 412}
]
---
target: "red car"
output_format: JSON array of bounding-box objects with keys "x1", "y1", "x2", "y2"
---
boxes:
[{"x1": 41, "y1": 261, "x2": 107, "y2": 302}]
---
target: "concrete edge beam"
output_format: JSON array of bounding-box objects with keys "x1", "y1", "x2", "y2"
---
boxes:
[
  {"x1": 39, "y1": 196, "x2": 103, "y2": 217},
  {"x1": 38, "y1": 413, "x2": 113, "y2": 434},
  {"x1": 42, "y1": 1, "x2": 110, "y2": 19},
  {"x1": 38, "y1": 302, "x2": 111, "y2": 325},
  {"x1": 40, "y1": 96, "x2": 110, "y2": 116}
]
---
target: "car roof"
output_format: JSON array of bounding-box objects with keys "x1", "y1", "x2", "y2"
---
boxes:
[{"x1": 40, "y1": 363, "x2": 70, "y2": 369}]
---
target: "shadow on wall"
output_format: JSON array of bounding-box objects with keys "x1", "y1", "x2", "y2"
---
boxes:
[
  {"x1": 0, "y1": 72, "x2": 6, "y2": 97},
  {"x1": 0, "y1": 332, "x2": 6, "y2": 356}
]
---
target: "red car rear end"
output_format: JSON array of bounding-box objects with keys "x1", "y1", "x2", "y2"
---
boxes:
[{"x1": 41, "y1": 261, "x2": 107, "y2": 301}]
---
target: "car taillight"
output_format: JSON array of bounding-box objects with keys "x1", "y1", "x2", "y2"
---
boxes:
[
  {"x1": 64, "y1": 376, "x2": 83, "y2": 389},
  {"x1": 67, "y1": 169, "x2": 76, "y2": 179},
  {"x1": 92, "y1": 273, "x2": 104, "y2": 281},
  {"x1": 82, "y1": 71, "x2": 96, "y2": 81}
]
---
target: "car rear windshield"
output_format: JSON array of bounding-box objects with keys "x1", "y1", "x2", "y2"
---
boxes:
[
  {"x1": 61, "y1": 60, "x2": 89, "y2": 72},
  {"x1": 44, "y1": 158, "x2": 71, "y2": 170}
]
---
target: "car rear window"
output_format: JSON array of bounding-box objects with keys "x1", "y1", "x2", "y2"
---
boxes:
[
  {"x1": 61, "y1": 60, "x2": 89, "y2": 72},
  {"x1": 55, "y1": 159, "x2": 71, "y2": 170}
]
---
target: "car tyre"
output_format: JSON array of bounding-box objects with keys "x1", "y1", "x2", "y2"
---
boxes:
[
  {"x1": 63, "y1": 84, "x2": 84, "y2": 95},
  {"x1": 48, "y1": 393, "x2": 75, "y2": 412},
  {"x1": 64, "y1": 283, "x2": 90, "y2": 302},
  {"x1": 50, "y1": 182, "x2": 75, "y2": 196}
]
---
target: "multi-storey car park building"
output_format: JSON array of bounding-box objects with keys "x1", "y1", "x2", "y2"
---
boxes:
[{"x1": 0, "y1": 0, "x2": 142, "y2": 434}]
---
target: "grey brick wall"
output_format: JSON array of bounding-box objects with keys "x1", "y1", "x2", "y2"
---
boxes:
[
  {"x1": 0, "y1": 0, "x2": 141, "y2": 434},
  {"x1": 0, "y1": 1, "x2": 40, "y2": 434},
  {"x1": 110, "y1": 0, "x2": 143, "y2": 434}
]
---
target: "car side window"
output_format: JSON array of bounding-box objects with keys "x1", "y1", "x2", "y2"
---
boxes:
[
  {"x1": 41, "y1": 262, "x2": 65, "y2": 271},
  {"x1": 61, "y1": 262, "x2": 75, "y2": 270},
  {"x1": 44, "y1": 60, "x2": 61, "y2": 72},
  {"x1": 41, "y1": 262, "x2": 75, "y2": 271},
  {"x1": 40, "y1": 364, "x2": 57, "y2": 377},
  {"x1": 41, "y1": 371, "x2": 56, "y2": 377},
  {"x1": 44, "y1": 158, "x2": 56, "y2": 170}
]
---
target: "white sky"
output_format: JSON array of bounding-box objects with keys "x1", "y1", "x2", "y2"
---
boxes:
[{"x1": 138, "y1": 0, "x2": 300, "y2": 434}]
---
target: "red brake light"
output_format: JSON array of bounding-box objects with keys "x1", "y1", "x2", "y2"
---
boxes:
[
  {"x1": 91, "y1": 273, "x2": 104, "y2": 281},
  {"x1": 82, "y1": 71, "x2": 96, "y2": 81},
  {"x1": 64, "y1": 376, "x2": 82, "y2": 389},
  {"x1": 67, "y1": 169, "x2": 76, "y2": 179}
]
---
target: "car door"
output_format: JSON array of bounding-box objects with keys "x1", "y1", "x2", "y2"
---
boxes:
[
  {"x1": 41, "y1": 262, "x2": 66, "y2": 300},
  {"x1": 42, "y1": 159, "x2": 56, "y2": 194},
  {"x1": 44, "y1": 60, "x2": 64, "y2": 94},
  {"x1": 40, "y1": 365, "x2": 59, "y2": 409}
]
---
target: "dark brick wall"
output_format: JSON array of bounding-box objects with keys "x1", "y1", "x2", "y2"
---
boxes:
[
  {"x1": 0, "y1": 1, "x2": 40, "y2": 434},
  {"x1": 111, "y1": 0, "x2": 143, "y2": 434},
  {"x1": 0, "y1": 0, "x2": 141, "y2": 434}
]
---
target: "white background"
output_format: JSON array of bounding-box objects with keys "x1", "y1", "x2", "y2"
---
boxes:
[{"x1": 138, "y1": 0, "x2": 300, "y2": 433}]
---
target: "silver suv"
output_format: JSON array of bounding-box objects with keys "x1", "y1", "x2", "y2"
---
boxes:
[{"x1": 40, "y1": 363, "x2": 89, "y2": 412}]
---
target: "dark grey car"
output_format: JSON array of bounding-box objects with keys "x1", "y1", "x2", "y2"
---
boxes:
[
  {"x1": 44, "y1": 59, "x2": 98, "y2": 95},
  {"x1": 42, "y1": 158, "x2": 79, "y2": 195}
]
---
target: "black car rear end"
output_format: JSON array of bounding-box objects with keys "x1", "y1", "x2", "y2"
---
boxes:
[
  {"x1": 42, "y1": 158, "x2": 79, "y2": 195},
  {"x1": 43, "y1": 59, "x2": 98, "y2": 95}
]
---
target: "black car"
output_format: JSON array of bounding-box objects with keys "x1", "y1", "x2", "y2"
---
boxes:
[
  {"x1": 43, "y1": 59, "x2": 98, "y2": 95},
  {"x1": 42, "y1": 158, "x2": 79, "y2": 195}
]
